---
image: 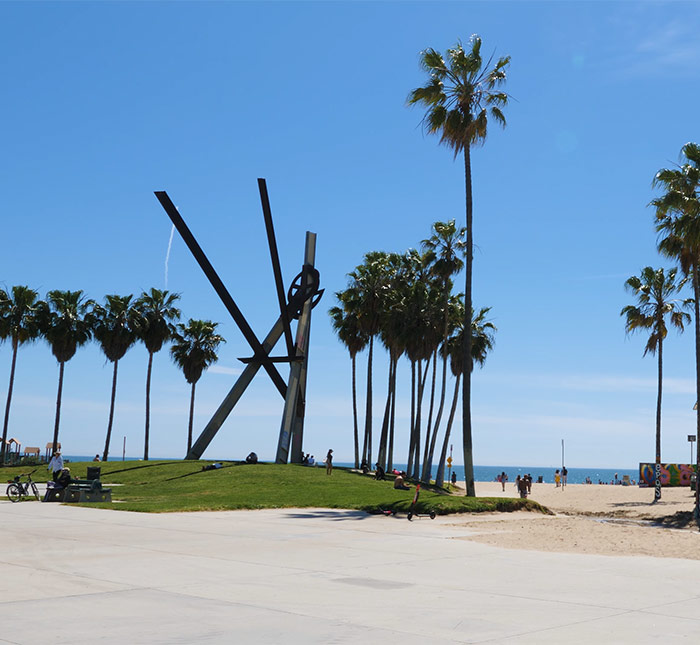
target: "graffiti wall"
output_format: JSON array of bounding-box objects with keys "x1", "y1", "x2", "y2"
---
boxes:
[{"x1": 639, "y1": 463, "x2": 697, "y2": 487}]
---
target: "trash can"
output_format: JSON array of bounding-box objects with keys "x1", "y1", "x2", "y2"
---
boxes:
[{"x1": 86, "y1": 466, "x2": 101, "y2": 481}]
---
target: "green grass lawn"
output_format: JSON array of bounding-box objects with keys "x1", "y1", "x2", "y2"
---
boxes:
[{"x1": 2, "y1": 460, "x2": 550, "y2": 515}]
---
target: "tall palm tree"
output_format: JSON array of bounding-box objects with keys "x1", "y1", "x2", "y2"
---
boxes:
[
  {"x1": 170, "y1": 319, "x2": 225, "y2": 454},
  {"x1": 435, "y1": 304, "x2": 496, "y2": 487},
  {"x1": 135, "y1": 288, "x2": 181, "y2": 460},
  {"x1": 622, "y1": 267, "x2": 689, "y2": 502},
  {"x1": 343, "y1": 252, "x2": 390, "y2": 468},
  {"x1": 92, "y1": 295, "x2": 138, "y2": 461},
  {"x1": 0, "y1": 286, "x2": 41, "y2": 463},
  {"x1": 652, "y1": 142, "x2": 700, "y2": 517},
  {"x1": 38, "y1": 290, "x2": 94, "y2": 453},
  {"x1": 409, "y1": 36, "x2": 510, "y2": 496},
  {"x1": 421, "y1": 220, "x2": 465, "y2": 482},
  {"x1": 403, "y1": 271, "x2": 439, "y2": 479},
  {"x1": 376, "y1": 252, "x2": 408, "y2": 472},
  {"x1": 329, "y1": 299, "x2": 368, "y2": 469}
]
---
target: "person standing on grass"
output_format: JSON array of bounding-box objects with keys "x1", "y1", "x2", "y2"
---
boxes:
[
  {"x1": 326, "y1": 449, "x2": 333, "y2": 475},
  {"x1": 48, "y1": 451, "x2": 63, "y2": 482}
]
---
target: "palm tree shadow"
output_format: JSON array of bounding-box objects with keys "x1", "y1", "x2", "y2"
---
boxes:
[
  {"x1": 610, "y1": 500, "x2": 676, "y2": 508},
  {"x1": 652, "y1": 511, "x2": 695, "y2": 529},
  {"x1": 283, "y1": 509, "x2": 377, "y2": 521}
]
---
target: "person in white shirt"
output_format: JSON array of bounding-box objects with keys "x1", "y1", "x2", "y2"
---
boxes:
[{"x1": 48, "y1": 452, "x2": 64, "y2": 482}]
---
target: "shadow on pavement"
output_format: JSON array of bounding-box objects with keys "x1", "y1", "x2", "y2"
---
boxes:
[{"x1": 283, "y1": 509, "x2": 375, "y2": 521}]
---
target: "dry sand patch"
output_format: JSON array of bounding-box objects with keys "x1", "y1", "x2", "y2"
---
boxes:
[{"x1": 446, "y1": 481, "x2": 700, "y2": 559}]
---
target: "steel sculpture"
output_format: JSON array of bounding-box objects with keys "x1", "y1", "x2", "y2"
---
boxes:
[{"x1": 154, "y1": 179, "x2": 323, "y2": 463}]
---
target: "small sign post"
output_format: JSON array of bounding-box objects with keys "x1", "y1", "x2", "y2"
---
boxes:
[{"x1": 689, "y1": 434, "x2": 696, "y2": 465}]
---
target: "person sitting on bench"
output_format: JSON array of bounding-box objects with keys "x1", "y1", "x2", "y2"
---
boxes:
[
  {"x1": 394, "y1": 472, "x2": 410, "y2": 490},
  {"x1": 55, "y1": 467, "x2": 72, "y2": 489}
]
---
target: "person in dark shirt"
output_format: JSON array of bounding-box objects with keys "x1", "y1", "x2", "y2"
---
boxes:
[
  {"x1": 517, "y1": 475, "x2": 528, "y2": 498},
  {"x1": 55, "y1": 468, "x2": 72, "y2": 489}
]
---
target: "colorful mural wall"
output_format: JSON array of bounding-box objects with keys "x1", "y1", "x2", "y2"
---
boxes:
[{"x1": 639, "y1": 463, "x2": 697, "y2": 487}]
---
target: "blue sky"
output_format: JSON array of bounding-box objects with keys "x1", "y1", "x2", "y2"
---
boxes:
[{"x1": 2, "y1": 1, "x2": 700, "y2": 469}]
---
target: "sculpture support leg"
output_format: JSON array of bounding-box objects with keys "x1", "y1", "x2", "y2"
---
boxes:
[{"x1": 276, "y1": 232, "x2": 316, "y2": 464}]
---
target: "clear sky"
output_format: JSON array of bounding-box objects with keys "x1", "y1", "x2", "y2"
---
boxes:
[{"x1": 2, "y1": 1, "x2": 699, "y2": 469}]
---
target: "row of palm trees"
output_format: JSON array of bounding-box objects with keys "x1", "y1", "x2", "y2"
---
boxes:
[
  {"x1": 622, "y1": 143, "x2": 700, "y2": 516},
  {"x1": 0, "y1": 287, "x2": 225, "y2": 463},
  {"x1": 329, "y1": 220, "x2": 496, "y2": 488}
]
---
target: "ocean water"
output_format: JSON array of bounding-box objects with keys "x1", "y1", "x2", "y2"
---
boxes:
[{"x1": 337, "y1": 463, "x2": 641, "y2": 485}]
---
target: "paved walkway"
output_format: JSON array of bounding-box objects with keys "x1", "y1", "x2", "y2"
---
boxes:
[{"x1": 1, "y1": 501, "x2": 699, "y2": 643}]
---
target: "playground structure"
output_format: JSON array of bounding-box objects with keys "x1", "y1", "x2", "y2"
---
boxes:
[{"x1": 154, "y1": 179, "x2": 323, "y2": 464}]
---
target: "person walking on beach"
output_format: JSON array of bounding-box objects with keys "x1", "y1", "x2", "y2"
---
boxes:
[
  {"x1": 517, "y1": 476, "x2": 528, "y2": 498},
  {"x1": 48, "y1": 451, "x2": 63, "y2": 482},
  {"x1": 561, "y1": 466, "x2": 568, "y2": 488},
  {"x1": 325, "y1": 449, "x2": 333, "y2": 475},
  {"x1": 501, "y1": 471, "x2": 507, "y2": 492},
  {"x1": 554, "y1": 469, "x2": 561, "y2": 487}
]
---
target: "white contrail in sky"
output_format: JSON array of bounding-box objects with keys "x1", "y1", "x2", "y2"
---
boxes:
[{"x1": 164, "y1": 224, "x2": 175, "y2": 288}]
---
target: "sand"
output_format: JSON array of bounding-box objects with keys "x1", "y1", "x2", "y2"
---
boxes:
[{"x1": 446, "y1": 481, "x2": 700, "y2": 560}]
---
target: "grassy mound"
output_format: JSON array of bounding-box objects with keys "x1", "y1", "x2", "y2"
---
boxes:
[{"x1": 2, "y1": 460, "x2": 550, "y2": 515}]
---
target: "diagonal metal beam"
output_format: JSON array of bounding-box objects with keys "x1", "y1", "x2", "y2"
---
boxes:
[
  {"x1": 154, "y1": 191, "x2": 287, "y2": 398},
  {"x1": 186, "y1": 316, "x2": 285, "y2": 459},
  {"x1": 257, "y1": 178, "x2": 295, "y2": 359}
]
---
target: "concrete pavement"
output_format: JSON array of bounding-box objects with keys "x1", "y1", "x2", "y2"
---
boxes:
[{"x1": 1, "y1": 501, "x2": 699, "y2": 643}]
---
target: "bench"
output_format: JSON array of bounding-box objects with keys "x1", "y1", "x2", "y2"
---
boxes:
[{"x1": 63, "y1": 479, "x2": 112, "y2": 503}]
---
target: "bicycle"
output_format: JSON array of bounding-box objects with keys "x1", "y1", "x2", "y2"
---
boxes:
[{"x1": 6, "y1": 470, "x2": 41, "y2": 502}]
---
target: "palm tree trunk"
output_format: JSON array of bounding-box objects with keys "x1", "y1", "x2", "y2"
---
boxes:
[
  {"x1": 693, "y1": 264, "x2": 700, "y2": 521},
  {"x1": 421, "y1": 351, "x2": 437, "y2": 481},
  {"x1": 463, "y1": 145, "x2": 475, "y2": 497},
  {"x1": 423, "y1": 346, "x2": 449, "y2": 483},
  {"x1": 388, "y1": 356, "x2": 397, "y2": 472},
  {"x1": 144, "y1": 351, "x2": 154, "y2": 461},
  {"x1": 188, "y1": 381, "x2": 196, "y2": 454},
  {"x1": 654, "y1": 334, "x2": 663, "y2": 502},
  {"x1": 411, "y1": 359, "x2": 430, "y2": 480},
  {"x1": 103, "y1": 360, "x2": 119, "y2": 462},
  {"x1": 407, "y1": 360, "x2": 416, "y2": 475},
  {"x1": 351, "y1": 353, "x2": 359, "y2": 469},
  {"x1": 51, "y1": 361, "x2": 65, "y2": 453},
  {"x1": 425, "y1": 285, "x2": 452, "y2": 481},
  {"x1": 361, "y1": 335, "x2": 374, "y2": 468},
  {"x1": 436, "y1": 372, "x2": 462, "y2": 487},
  {"x1": 1, "y1": 338, "x2": 19, "y2": 464},
  {"x1": 377, "y1": 358, "x2": 394, "y2": 470}
]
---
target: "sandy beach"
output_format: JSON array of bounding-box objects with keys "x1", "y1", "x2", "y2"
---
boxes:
[{"x1": 444, "y1": 481, "x2": 700, "y2": 560}]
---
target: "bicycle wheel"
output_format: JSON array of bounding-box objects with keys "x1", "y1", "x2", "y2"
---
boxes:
[
  {"x1": 6, "y1": 484, "x2": 22, "y2": 503},
  {"x1": 30, "y1": 483, "x2": 40, "y2": 501}
]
